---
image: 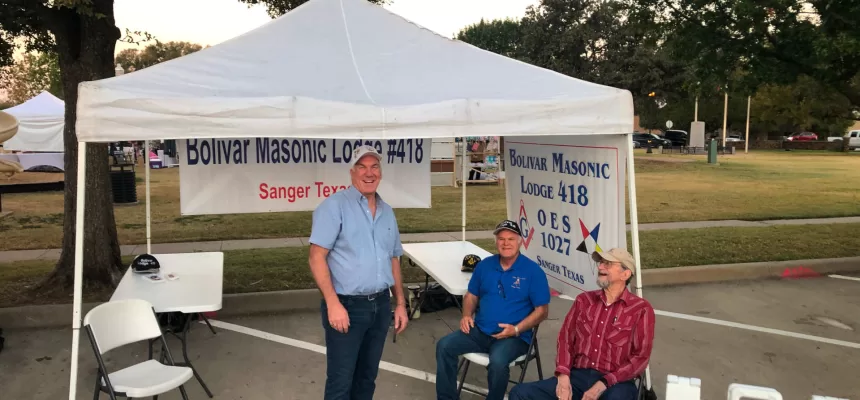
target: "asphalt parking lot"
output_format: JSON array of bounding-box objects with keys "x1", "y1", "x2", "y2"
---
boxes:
[{"x1": 2, "y1": 274, "x2": 858, "y2": 399}]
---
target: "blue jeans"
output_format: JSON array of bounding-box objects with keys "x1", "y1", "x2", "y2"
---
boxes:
[
  {"x1": 435, "y1": 327, "x2": 530, "y2": 400},
  {"x1": 321, "y1": 290, "x2": 392, "y2": 400},
  {"x1": 508, "y1": 368, "x2": 637, "y2": 400}
]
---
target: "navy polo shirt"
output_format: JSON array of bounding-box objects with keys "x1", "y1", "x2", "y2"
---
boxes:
[{"x1": 468, "y1": 253, "x2": 550, "y2": 344}]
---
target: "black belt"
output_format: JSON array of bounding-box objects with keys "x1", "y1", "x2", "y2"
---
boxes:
[{"x1": 338, "y1": 289, "x2": 388, "y2": 301}]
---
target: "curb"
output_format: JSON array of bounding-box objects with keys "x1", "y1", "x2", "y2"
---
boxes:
[
  {"x1": 641, "y1": 256, "x2": 860, "y2": 286},
  {"x1": 2, "y1": 257, "x2": 859, "y2": 330}
]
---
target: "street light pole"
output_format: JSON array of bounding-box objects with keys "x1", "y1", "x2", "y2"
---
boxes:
[
  {"x1": 721, "y1": 90, "x2": 728, "y2": 147},
  {"x1": 745, "y1": 95, "x2": 751, "y2": 153},
  {"x1": 694, "y1": 96, "x2": 698, "y2": 122}
]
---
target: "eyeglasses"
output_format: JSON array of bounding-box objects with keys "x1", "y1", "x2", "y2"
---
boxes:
[
  {"x1": 598, "y1": 259, "x2": 630, "y2": 273},
  {"x1": 598, "y1": 259, "x2": 621, "y2": 267},
  {"x1": 497, "y1": 279, "x2": 506, "y2": 298}
]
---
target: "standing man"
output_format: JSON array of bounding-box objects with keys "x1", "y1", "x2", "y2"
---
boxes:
[
  {"x1": 436, "y1": 220, "x2": 550, "y2": 400},
  {"x1": 508, "y1": 248, "x2": 655, "y2": 400},
  {"x1": 308, "y1": 145, "x2": 409, "y2": 400}
]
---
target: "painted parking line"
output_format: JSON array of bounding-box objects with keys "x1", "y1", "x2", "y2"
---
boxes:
[
  {"x1": 829, "y1": 274, "x2": 860, "y2": 282},
  {"x1": 654, "y1": 310, "x2": 860, "y2": 349},
  {"x1": 553, "y1": 294, "x2": 860, "y2": 349},
  {"x1": 204, "y1": 319, "x2": 493, "y2": 397}
]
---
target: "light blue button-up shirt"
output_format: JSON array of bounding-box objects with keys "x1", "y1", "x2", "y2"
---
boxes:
[{"x1": 309, "y1": 185, "x2": 403, "y2": 296}]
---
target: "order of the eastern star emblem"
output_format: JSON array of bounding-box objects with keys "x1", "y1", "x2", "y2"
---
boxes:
[
  {"x1": 576, "y1": 219, "x2": 602, "y2": 255},
  {"x1": 518, "y1": 200, "x2": 535, "y2": 250}
]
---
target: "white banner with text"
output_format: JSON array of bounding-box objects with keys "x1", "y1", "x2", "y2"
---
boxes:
[
  {"x1": 505, "y1": 135, "x2": 628, "y2": 296},
  {"x1": 178, "y1": 138, "x2": 431, "y2": 215}
]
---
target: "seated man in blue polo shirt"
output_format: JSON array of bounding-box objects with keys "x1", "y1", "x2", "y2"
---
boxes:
[{"x1": 436, "y1": 220, "x2": 551, "y2": 400}]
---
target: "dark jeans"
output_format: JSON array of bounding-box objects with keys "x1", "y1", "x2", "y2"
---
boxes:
[
  {"x1": 435, "y1": 327, "x2": 530, "y2": 400},
  {"x1": 509, "y1": 368, "x2": 637, "y2": 400},
  {"x1": 321, "y1": 290, "x2": 392, "y2": 400}
]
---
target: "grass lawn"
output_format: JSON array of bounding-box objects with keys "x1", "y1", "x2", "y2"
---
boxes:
[
  {"x1": 0, "y1": 150, "x2": 858, "y2": 251},
  {"x1": 633, "y1": 150, "x2": 860, "y2": 222},
  {"x1": 2, "y1": 222, "x2": 858, "y2": 308}
]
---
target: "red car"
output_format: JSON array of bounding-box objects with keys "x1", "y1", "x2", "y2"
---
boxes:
[{"x1": 787, "y1": 132, "x2": 818, "y2": 141}]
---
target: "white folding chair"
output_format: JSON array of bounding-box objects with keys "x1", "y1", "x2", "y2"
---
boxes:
[
  {"x1": 727, "y1": 383, "x2": 783, "y2": 400},
  {"x1": 665, "y1": 375, "x2": 701, "y2": 400},
  {"x1": 84, "y1": 299, "x2": 193, "y2": 400}
]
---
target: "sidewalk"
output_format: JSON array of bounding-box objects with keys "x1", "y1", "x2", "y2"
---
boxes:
[{"x1": 2, "y1": 216, "x2": 859, "y2": 263}]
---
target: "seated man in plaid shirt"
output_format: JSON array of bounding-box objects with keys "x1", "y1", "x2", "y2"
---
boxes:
[{"x1": 509, "y1": 248, "x2": 655, "y2": 400}]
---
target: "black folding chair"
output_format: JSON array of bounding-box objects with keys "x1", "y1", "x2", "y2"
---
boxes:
[
  {"x1": 635, "y1": 373, "x2": 658, "y2": 400},
  {"x1": 456, "y1": 324, "x2": 544, "y2": 398},
  {"x1": 634, "y1": 374, "x2": 644, "y2": 399}
]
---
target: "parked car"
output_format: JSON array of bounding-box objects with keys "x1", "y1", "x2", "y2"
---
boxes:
[
  {"x1": 725, "y1": 134, "x2": 743, "y2": 143},
  {"x1": 838, "y1": 130, "x2": 860, "y2": 150},
  {"x1": 786, "y1": 132, "x2": 818, "y2": 141},
  {"x1": 707, "y1": 130, "x2": 742, "y2": 142},
  {"x1": 663, "y1": 130, "x2": 689, "y2": 146},
  {"x1": 633, "y1": 133, "x2": 672, "y2": 148}
]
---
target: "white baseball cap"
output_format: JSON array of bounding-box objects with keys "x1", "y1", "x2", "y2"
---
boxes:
[{"x1": 350, "y1": 145, "x2": 382, "y2": 167}]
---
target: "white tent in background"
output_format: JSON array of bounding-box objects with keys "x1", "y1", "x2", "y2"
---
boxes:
[
  {"x1": 71, "y1": 0, "x2": 646, "y2": 398},
  {"x1": 3, "y1": 91, "x2": 65, "y2": 152}
]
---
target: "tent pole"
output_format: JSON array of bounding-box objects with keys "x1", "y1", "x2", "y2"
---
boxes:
[
  {"x1": 69, "y1": 141, "x2": 87, "y2": 400},
  {"x1": 451, "y1": 141, "x2": 456, "y2": 187},
  {"x1": 145, "y1": 140, "x2": 152, "y2": 253},
  {"x1": 625, "y1": 134, "x2": 650, "y2": 389},
  {"x1": 461, "y1": 140, "x2": 466, "y2": 242}
]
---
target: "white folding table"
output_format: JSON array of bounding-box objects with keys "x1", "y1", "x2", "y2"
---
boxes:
[
  {"x1": 402, "y1": 240, "x2": 493, "y2": 298},
  {"x1": 395, "y1": 241, "x2": 493, "y2": 343},
  {"x1": 110, "y1": 252, "x2": 224, "y2": 398}
]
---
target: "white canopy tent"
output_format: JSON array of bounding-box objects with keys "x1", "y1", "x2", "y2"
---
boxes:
[
  {"x1": 3, "y1": 91, "x2": 65, "y2": 152},
  {"x1": 76, "y1": 0, "x2": 631, "y2": 140},
  {"x1": 70, "y1": 0, "x2": 646, "y2": 398}
]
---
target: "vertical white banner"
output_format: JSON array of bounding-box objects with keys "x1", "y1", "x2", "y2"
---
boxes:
[
  {"x1": 178, "y1": 137, "x2": 431, "y2": 215},
  {"x1": 505, "y1": 135, "x2": 628, "y2": 296}
]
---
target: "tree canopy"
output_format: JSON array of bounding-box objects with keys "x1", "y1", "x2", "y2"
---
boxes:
[
  {"x1": 456, "y1": 19, "x2": 522, "y2": 59},
  {"x1": 456, "y1": 0, "x2": 686, "y2": 127},
  {"x1": 237, "y1": 0, "x2": 388, "y2": 17},
  {"x1": 115, "y1": 41, "x2": 204, "y2": 72},
  {"x1": 0, "y1": 51, "x2": 62, "y2": 103},
  {"x1": 653, "y1": 0, "x2": 860, "y2": 119},
  {"x1": 455, "y1": 0, "x2": 858, "y2": 136}
]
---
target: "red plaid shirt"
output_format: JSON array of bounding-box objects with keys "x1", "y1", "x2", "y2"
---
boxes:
[{"x1": 554, "y1": 288, "x2": 655, "y2": 387}]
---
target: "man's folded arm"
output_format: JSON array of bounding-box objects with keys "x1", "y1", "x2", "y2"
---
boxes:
[
  {"x1": 601, "y1": 306, "x2": 656, "y2": 387},
  {"x1": 516, "y1": 304, "x2": 548, "y2": 332}
]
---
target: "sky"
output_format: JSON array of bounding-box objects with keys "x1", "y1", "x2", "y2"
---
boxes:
[{"x1": 114, "y1": 0, "x2": 539, "y2": 54}]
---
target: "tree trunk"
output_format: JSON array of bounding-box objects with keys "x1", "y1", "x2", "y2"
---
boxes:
[{"x1": 35, "y1": 1, "x2": 124, "y2": 293}]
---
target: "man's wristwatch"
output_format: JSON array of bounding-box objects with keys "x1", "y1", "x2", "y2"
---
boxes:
[{"x1": 514, "y1": 325, "x2": 520, "y2": 336}]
